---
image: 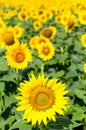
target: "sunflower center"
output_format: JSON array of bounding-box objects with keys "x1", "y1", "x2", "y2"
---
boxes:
[
  {"x1": 13, "y1": 50, "x2": 25, "y2": 63},
  {"x1": 30, "y1": 87, "x2": 55, "y2": 111},
  {"x1": 42, "y1": 46, "x2": 50, "y2": 55},
  {"x1": 82, "y1": 15, "x2": 86, "y2": 20},
  {"x1": 21, "y1": 13, "x2": 26, "y2": 19},
  {"x1": 36, "y1": 92, "x2": 50, "y2": 106},
  {"x1": 41, "y1": 29, "x2": 52, "y2": 38},
  {"x1": 1, "y1": 31, "x2": 14, "y2": 45}
]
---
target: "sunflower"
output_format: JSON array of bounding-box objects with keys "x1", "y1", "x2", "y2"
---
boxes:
[
  {"x1": 29, "y1": 35, "x2": 49, "y2": 49},
  {"x1": 6, "y1": 43, "x2": 32, "y2": 71},
  {"x1": 33, "y1": 20, "x2": 42, "y2": 30},
  {"x1": 12, "y1": 25, "x2": 24, "y2": 38},
  {"x1": 81, "y1": 33, "x2": 86, "y2": 47},
  {"x1": 78, "y1": 11, "x2": 86, "y2": 25},
  {"x1": 55, "y1": 15, "x2": 62, "y2": 24},
  {"x1": 37, "y1": 41, "x2": 55, "y2": 61},
  {"x1": 16, "y1": 73, "x2": 69, "y2": 125},
  {"x1": 64, "y1": 15, "x2": 78, "y2": 32},
  {"x1": 29, "y1": 35, "x2": 39, "y2": 49},
  {"x1": 18, "y1": 10, "x2": 29, "y2": 21},
  {"x1": 0, "y1": 27, "x2": 18, "y2": 48},
  {"x1": 40, "y1": 26, "x2": 57, "y2": 40}
]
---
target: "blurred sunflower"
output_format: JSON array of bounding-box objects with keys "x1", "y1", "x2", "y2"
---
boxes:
[
  {"x1": 40, "y1": 26, "x2": 57, "y2": 40},
  {"x1": 64, "y1": 15, "x2": 78, "y2": 32},
  {"x1": 16, "y1": 73, "x2": 69, "y2": 125},
  {"x1": 81, "y1": 33, "x2": 86, "y2": 47},
  {"x1": 33, "y1": 20, "x2": 42, "y2": 30},
  {"x1": 55, "y1": 15, "x2": 62, "y2": 24},
  {"x1": 37, "y1": 41, "x2": 55, "y2": 61},
  {"x1": 18, "y1": 10, "x2": 29, "y2": 21},
  {"x1": 29, "y1": 35, "x2": 39, "y2": 49},
  {"x1": 12, "y1": 25, "x2": 24, "y2": 38},
  {"x1": 29, "y1": 35, "x2": 49, "y2": 49},
  {"x1": 6, "y1": 43, "x2": 32, "y2": 71},
  {"x1": 78, "y1": 11, "x2": 86, "y2": 25},
  {"x1": 0, "y1": 27, "x2": 17, "y2": 48}
]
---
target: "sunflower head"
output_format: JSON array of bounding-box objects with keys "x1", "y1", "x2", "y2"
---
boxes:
[
  {"x1": 37, "y1": 41, "x2": 55, "y2": 61},
  {"x1": 79, "y1": 11, "x2": 86, "y2": 25},
  {"x1": 6, "y1": 42, "x2": 32, "y2": 71},
  {"x1": 12, "y1": 25, "x2": 24, "y2": 38},
  {"x1": 40, "y1": 26, "x2": 57, "y2": 39},
  {"x1": 18, "y1": 10, "x2": 29, "y2": 21},
  {"x1": 64, "y1": 15, "x2": 78, "y2": 32},
  {"x1": 16, "y1": 73, "x2": 69, "y2": 125},
  {"x1": 0, "y1": 27, "x2": 16, "y2": 48}
]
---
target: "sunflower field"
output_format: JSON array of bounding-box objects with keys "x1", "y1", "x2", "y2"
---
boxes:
[{"x1": 0, "y1": 0, "x2": 86, "y2": 130}]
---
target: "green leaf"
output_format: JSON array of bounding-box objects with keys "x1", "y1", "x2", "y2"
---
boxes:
[
  {"x1": 75, "y1": 88, "x2": 86, "y2": 103},
  {"x1": 0, "y1": 56, "x2": 9, "y2": 71},
  {"x1": 9, "y1": 119, "x2": 32, "y2": 130},
  {"x1": 0, "y1": 117, "x2": 5, "y2": 130},
  {"x1": 56, "y1": 70, "x2": 65, "y2": 77},
  {"x1": 47, "y1": 116, "x2": 72, "y2": 130},
  {"x1": 72, "y1": 108, "x2": 86, "y2": 121},
  {"x1": 6, "y1": 116, "x2": 16, "y2": 126},
  {"x1": 4, "y1": 94, "x2": 16, "y2": 108}
]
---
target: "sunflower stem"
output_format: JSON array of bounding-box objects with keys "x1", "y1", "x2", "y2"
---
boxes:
[
  {"x1": 39, "y1": 123, "x2": 46, "y2": 130},
  {"x1": 41, "y1": 63, "x2": 44, "y2": 74}
]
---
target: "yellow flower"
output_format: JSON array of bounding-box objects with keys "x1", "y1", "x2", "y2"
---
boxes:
[
  {"x1": 55, "y1": 15, "x2": 62, "y2": 24},
  {"x1": 4, "y1": 9, "x2": 17, "y2": 18},
  {"x1": 12, "y1": 25, "x2": 24, "y2": 38},
  {"x1": 6, "y1": 43, "x2": 32, "y2": 71},
  {"x1": 29, "y1": 36, "x2": 39, "y2": 49},
  {"x1": 78, "y1": 11, "x2": 86, "y2": 25},
  {"x1": 81, "y1": 34, "x2": 86, "y2": 47},
  {"x1": 29, "y1": 35, "x2": 49, "y2": 49},
  {"x1": 64, "y1": 15, "x2": 78, "y2": 32},
  {"x1": 16, "y1": 73, "x2": 69, "y2": 125},
  {"x1": 18, "y1": 10, "x2": 29, "y2": 21},
  {"x1": 84, "y1": 63, "x2": 86, "y2": 73},
  {"x1": 40, "y1": 26, "x2": 57, "y2": 40},
  {"x1": 37, "y1": 41, "x2": 55, "y2": 61},
  {"x1": 0, "y1": 27, "x2": 17, "y2": 48},
  {"x1": 33, "y1": 20, "x2": 42, "y2": 30}
]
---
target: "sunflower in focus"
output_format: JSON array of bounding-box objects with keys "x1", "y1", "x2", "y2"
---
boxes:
[
  {"x1": 40, "y1": 26, "x2": 57, "y2": 40},
  {"x1": 16, "y1": 73, "x2": 69, "y2": 125},
  {"x1": 37, "y1": 41, "x2": 55, "y2": 61},
  {"x1": 6, "y1": 43, "x2": 32, "y2": 71},
  {"x1": 81, "y1": 33, "x2": 86, "y2": 47}
]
